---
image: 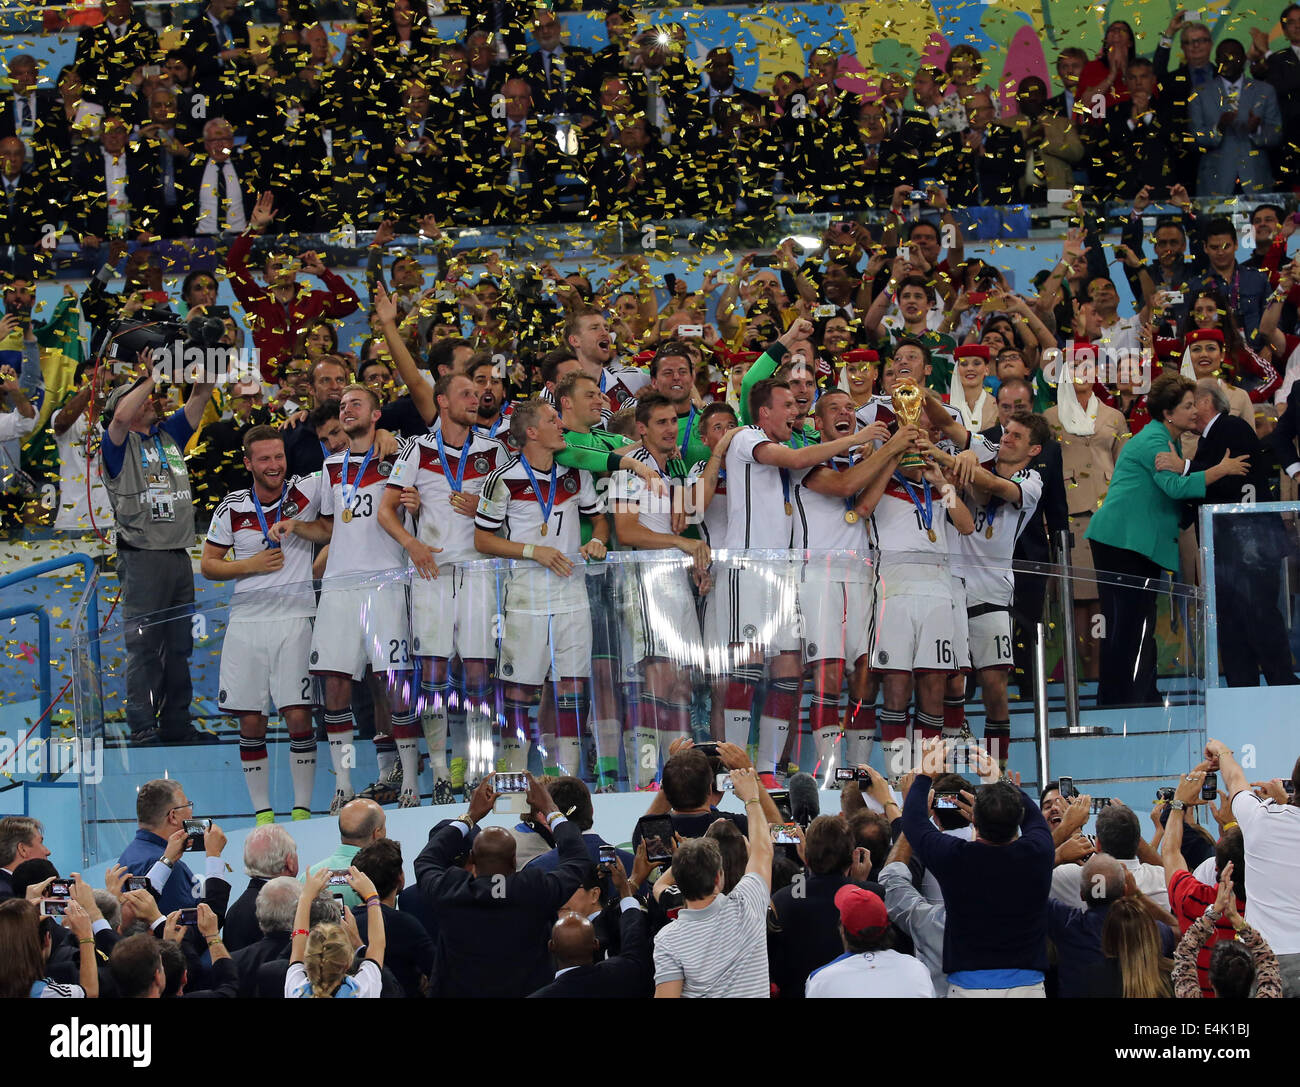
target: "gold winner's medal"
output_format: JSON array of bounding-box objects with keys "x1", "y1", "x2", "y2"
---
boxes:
[
  {"x1": 985, "y1": 525, "x2": 994, "y2": 539},
  {"x1": 927, "y1": 528, "x2": 937, "y2": 542},
  {"x1": 341, "y1": 508, "x2": 353, "y2": 524},
  {"x1": 540, "y1": 523, "x2": 548, "y2": 536},
  {"x1": 844, "y1": 510, "x2": 859, "y2": 524},
  {"x1": 785, "y1": 502, "x2": 792, "y2": 515}
]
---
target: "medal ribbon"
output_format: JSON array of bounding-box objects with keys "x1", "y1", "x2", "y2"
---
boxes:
[
  {"x1": 341, "y1": 445, "x2": 375, "y2": 516},
  {"x1": 520, "y1": 454, "x2": 557, "y2": 530},
  {"x1": 893, "y1": 470, "x2": 933, "y2": 535}
]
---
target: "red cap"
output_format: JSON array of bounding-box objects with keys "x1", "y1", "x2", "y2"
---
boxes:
[
  {"x1": 1185, "y1": 327, "x2": 1224, "y2": 345},
  {"x1": 724, "y1": 350, "x2": 760, "y2": 366},
  {"x1": 633, "y1": 349, "x2": 656, "y2": 366},
  {"x1": 843, "y1": 348, "x2": 879, "y2": 364},
  {"x1": 833, "y1": 884, "x2": 888, "y2": 936},
  {"x1": 1069, "y1": 340, "x2": 1097, "y2": 354},
  {"x1": 954, "y1": 344, "x2": 990, "y2": 360}
]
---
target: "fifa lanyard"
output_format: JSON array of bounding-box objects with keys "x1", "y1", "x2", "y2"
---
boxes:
[
  {"x1": 520, "y1": 454, "x2": 557, "y2": 535},
  {"x1": 893, "y1": 470, "x2": 935, "y2": 541},
  {"x1": 251, "y1": 480, "x2": 289, "y2": 549}
]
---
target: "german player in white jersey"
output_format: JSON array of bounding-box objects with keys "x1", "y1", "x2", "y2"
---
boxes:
[
  {"x1": 271, "y1": 385, "x2": 417, "y2": 813},
  {"x1": 684, "y1": 401, "x2": 739, "y2": 739},
  {"x1": 202, "y1": 426, "x2": 322, "y2": 824},
  {"x1": 721, "y1": 376, "x2": 873, "y2": 783},
  {"x1": 861, "y1": 400, "x2": 975, "y2": 781},
  {"x1": 924, "y1": 411, "x2": 1046, "y2": 768},
  {"x1": 564, "y1": 308, "x2": 650, "y2": 413},
  {"x1": 378, "y1": 366, "x2": 509, "y2": 804},
  {"x1": 474, "y1": 399, "x2": 608, "y2": 777},
  {"x1": 610, "y1": 392, "x2": 712, "y2": 785},
  {"x1": 791, "y1": 389, "x2": 917, "y2": 773}
]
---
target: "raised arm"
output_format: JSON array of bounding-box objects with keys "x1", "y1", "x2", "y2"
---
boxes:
[{"x1": 374, "y1": 283, "x2": 435, "y2": 425}]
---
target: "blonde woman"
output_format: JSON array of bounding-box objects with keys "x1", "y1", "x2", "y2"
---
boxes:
[{"x1": 286, "y1": 864, "x2": 385, "y2": 998}]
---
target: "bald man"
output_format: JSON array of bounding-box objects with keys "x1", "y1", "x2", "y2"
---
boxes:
[
  {"x1": 529, "y1": 855, "x2": 653, "y2": 998},
  {"x1": 414, "y1": 774, "x2": 592, "y2": 997},
  {"x1": 309, "y1": 798, "x2": 386, "y2": 908},
  {"x1": 1046, "y1": 852, "x2": 1176, "y2": 997}
]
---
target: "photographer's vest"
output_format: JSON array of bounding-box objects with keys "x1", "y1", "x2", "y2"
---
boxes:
[{"x1": 103, "y1": 426, "x2": 195, "y2": 551}]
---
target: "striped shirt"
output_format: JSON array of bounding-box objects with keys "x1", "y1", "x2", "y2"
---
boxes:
[{"x1": 652, "y1": 871, "x2": 770, "y2": 998}]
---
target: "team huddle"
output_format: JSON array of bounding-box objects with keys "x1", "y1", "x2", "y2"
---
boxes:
[{"x1": 200, "y1": 317, "x2": 1046, "y2": 822}]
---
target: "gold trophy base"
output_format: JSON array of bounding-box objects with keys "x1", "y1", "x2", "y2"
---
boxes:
[{"x1": 899, "y1": 451, "x2": 926, "y2": 470}]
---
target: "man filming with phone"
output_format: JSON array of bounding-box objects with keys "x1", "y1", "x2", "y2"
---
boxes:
[{"x1": 414, "y1": 772, "x2": 590, "y2": 998}]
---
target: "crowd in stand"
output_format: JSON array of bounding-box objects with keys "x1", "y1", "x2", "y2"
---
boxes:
[{"x1": 1, "y1": 738, "x2": 1297, "y2": 999}]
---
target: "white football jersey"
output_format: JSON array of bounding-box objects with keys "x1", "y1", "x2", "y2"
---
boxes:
[
  {"x1": 206, "y1": 473, "x2": 322, "y2": 618},
  {"x1": 610, "y1": 447, "x2": 680, "y2": 539},
  {"x1": 791, "y1": 454, "x2": 871, "y2": 573},
  {"x1": 956, "y1": 467, "x2": 1044, "y2": 606},
  {"x1": 722, "y1": 426, "x2": 808, "y2": 550},
  {"x1": 869, "y1": 473, "x2": 956, "y2": 597},
  {"x1": 320, "y1": 446, "x2": 409, "y2": 579},
  {"x1": 475, "y1": 455, "x2": 602, "y2": 614},
  {"x1": 687, "y1": 457, "x2": 728, "y2": 547},
  {"x1": 388, "y1": 427, "x2": 509, "y2": 565}
]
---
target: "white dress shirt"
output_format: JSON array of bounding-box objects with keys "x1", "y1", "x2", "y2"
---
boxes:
[{"x1": 196, "y1": 157, "x2": 247, "y2": 235}]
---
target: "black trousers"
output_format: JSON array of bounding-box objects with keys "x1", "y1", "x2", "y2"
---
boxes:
[
  {"x1": 1213, "y1": 519, "x2": 1299, "y2": 688},
  {"x1": 1090, "y1": 540, "x2": 1164, "y2": 707}
]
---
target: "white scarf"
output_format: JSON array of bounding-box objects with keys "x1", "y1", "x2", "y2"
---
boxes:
[
  {"x1": 1057, "y1": 355, "x2": 1099, "y2": 436},
  {"x1": 947, "y1": 366, "x2": 991, "y2": 431}
]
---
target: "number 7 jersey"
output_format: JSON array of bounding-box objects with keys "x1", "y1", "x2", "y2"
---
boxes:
[{"x1": 320, "y1": 447, "x2": 409, "y2": 579}]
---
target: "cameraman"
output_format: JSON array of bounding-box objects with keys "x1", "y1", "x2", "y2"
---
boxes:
[{"x1": 101, "y1": 361, "x2": 216, "y2": 744}]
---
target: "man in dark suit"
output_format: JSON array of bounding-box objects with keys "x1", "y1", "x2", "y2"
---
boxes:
[
  {"x1": 941, "y1": 90, "x2": 1026, "y2": 205},
  {"x1": 624, "y1": 30, "x2": 695, "y2": 143},
  {"x1": 1249, "y1": 4, "x2": 1300, "y2": 186},
  {"x1": 516, "y1": 9, "x2": 594, "y2": 116},
  {"x1": 0, "y1": 136, "x2": 58, "y2": 256},
  {"x1": 1154, "y1": 16, "x2": 1213, "y2": 192},
  {"x1": 222, "y1": 824, "x2": 299, "y2": 953},
  {"x1": 71, "y1": 115, "x2": 161, "y2": 248},
  {"x1": 983, "y1": 378, "x2": 1069, "y2": 694},
  {"x1": 1272, "y1": 378, "x2": 1300, "y2": 484},
  {"x1": 589, "y1": 6, "x2": 635, "y2": 91},
  {"x1": 0, "y1": 815, "x2": 49, "y2": 902},
  {"x1": 682, "y1": 46, "x2": 765, "y2": 138},
  {"x1": 414, "y1": 774, "x2": 590, "y2": 998},
  {"x1": 229, "y1": 875, "x2": 300, "y2": 995},
  {"x1": 473, "y1": 77, "x2": 570, "y2": 222},
  {"x1": 178, "y1": 117, "x2": 258, "y2": 237},
  {"x1": 353, "y1": 838, "x2": 435, "y2": 998},
  {"x1": 74, "y1": 0, "x2": 158, "y2": 117},
  {"x1": 528, "y1": 859, "x2": 652, "y2": 998},
  {"x1": 0, "y1": 55, "x2": 58, "y2": 144},
  {"x1": 1189, "y1": 377, "x2": 1298, "y2": 688},
  {"x1": 183, "y1": 0, "x2": 253, "y2": 87}
]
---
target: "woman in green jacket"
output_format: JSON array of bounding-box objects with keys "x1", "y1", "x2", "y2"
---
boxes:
[{"x1": 1085, "y1": 372, "x2": 1250, "y2": 706}]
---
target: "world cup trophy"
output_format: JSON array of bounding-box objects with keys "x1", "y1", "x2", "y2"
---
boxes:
[{"x1": 892, "y1": 381, "x2": 927, "y2": 469}]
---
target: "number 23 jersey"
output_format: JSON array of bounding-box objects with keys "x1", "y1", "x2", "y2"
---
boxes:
[{"x1": 320, "y1": 447, "x2": 409, "y2": 579}]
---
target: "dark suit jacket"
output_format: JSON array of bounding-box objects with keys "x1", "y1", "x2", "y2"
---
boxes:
[
  {"x1": 1192, "y1": 411, "x2": 1273, "y2": 506},
  {"x1": 769, "y1": 873, "x2": 887, "y2": 998},
  {"x1": 1253, "y1": 46, "x2": 1300, "y2": 136},
  {"x1": 942, "y1": 124, "x2": 1027, "y2": 205},
  {"x1": 181, "y1": 956, "x2": 239, "y2": 998},
  {"x1": 0, "y1": 170, "x2": 58, "y2": 248},
  {"x1": 351, "y1": 902, "x2": 435, "y2": 998},
  {"x1": 182, "y1": 10, "x2": 253, "y2": 84},
  {"x1": 0, "y1": 867, "x2": 13, "y2": 901},
  {"x1": 74, "y1": 20, "x2": 159, "y2": 112},
  {"x1": 527, "y1": 906, "x2": 653, "y2": 998},
  {"x1": 414, "y1": 818, "x2": 591, "y2": 998},
  {"x1": 221, "y1": 876, "x2": 268, "y2": 954},
  {"x1": 230, "y1": 930, "x2": 291, "y2": 997},
  {"x1": 0, "y1": 90, "x2": 58, "y2": 142},
  {"x1": 71, "y1": 147, "x2": 161, "y2": 239},
  {"x1": 1271, "y1": 381, "x2": 1300, "y2": 475},
  {"x1": 515, "y1": 46, "x2": 596, "y2": 114}
]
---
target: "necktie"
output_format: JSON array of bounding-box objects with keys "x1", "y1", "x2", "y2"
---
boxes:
[
  {"x1": 216, "y1": 162, "x2": 227, "y2": 229},
  {"x1": 544, "y1": 52, "x2": 552, "y2": 89},
  {"x1": 18, "y1": 97, "x2": 30, "y2": 131},
  {"x1": 5, "y1": 182, "x2": 15, "y2": 212}
]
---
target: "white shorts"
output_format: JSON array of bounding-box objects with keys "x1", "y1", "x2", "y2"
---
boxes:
[
  {"x1": 310, "y1": 583, "x2": 412, "y2": 679},
  {"x1": 621, "y1": 561, "x2": 704, "y2": 669},
  {"x1": 219, "y1": 615, "x2": 314, "y2": 714},
  {"x1": 949, "y1": 577, "x2": 972, "y2": 673},
  {"x1": 723, "y1": 561, "x2": 802, "y2": 656},
  {"x1": 698, "y1": 582, "x2": 731, "y2": 676},
  {"x1": 411, "y1": 565, "x2": 498, "y2": 661},
  {"x1": 498, "y1": 606, "x2": 592, "y2": 687},
  {"x1": 870, "y1": 591, "x2": 957, "y2": 673},
  {"x1": 968, "y1": 606, "x2": 1015, "y2": 671},
  {"x1": 800, "y1": 574, "x2": 873, "y2": 666}
]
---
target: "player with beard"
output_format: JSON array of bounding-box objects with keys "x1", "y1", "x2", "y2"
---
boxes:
[
  {"x1": 564, "y1": 308, "x2": 650, "y2": 413},
  {"x1": 639, "y1": 341, "x2": 710, "y2": 467},
  {"x1": 270, "y1": 386, "x2": 416, "y2": 814},
  {"x1": 921, "y1": 412, "x2": 1046, "y2": 769},
  {"x1": 467, "y1": 354, "x2": 511, "y2": 440},
  {"x1": 474, "y1": 400, "x2": 608, "y2": 778},
  {"x1": 203, "y1": 427, "x2": 322, "y2": 822},
  {"x1": 791, "y1": 391, "x2": 916, "y2": 773},
  {"x1": 378, "y1": 367, "x2": 510, "y2": 806},
  {"x1": 722, "y1": 378, "x2": 873, "y2": 784},
  {"x1": 610, "y1": 393, "x2": 713, "y2": 786}
]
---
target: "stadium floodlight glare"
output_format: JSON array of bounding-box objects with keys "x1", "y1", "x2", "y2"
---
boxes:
[{"x1": 786, "y1": 235, "x2": 822, "y2": 250}]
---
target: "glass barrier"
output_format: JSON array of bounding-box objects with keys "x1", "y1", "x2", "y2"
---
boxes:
[{"x1": 66, "y1": 547, "x2": 1207, "y2": 868}]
